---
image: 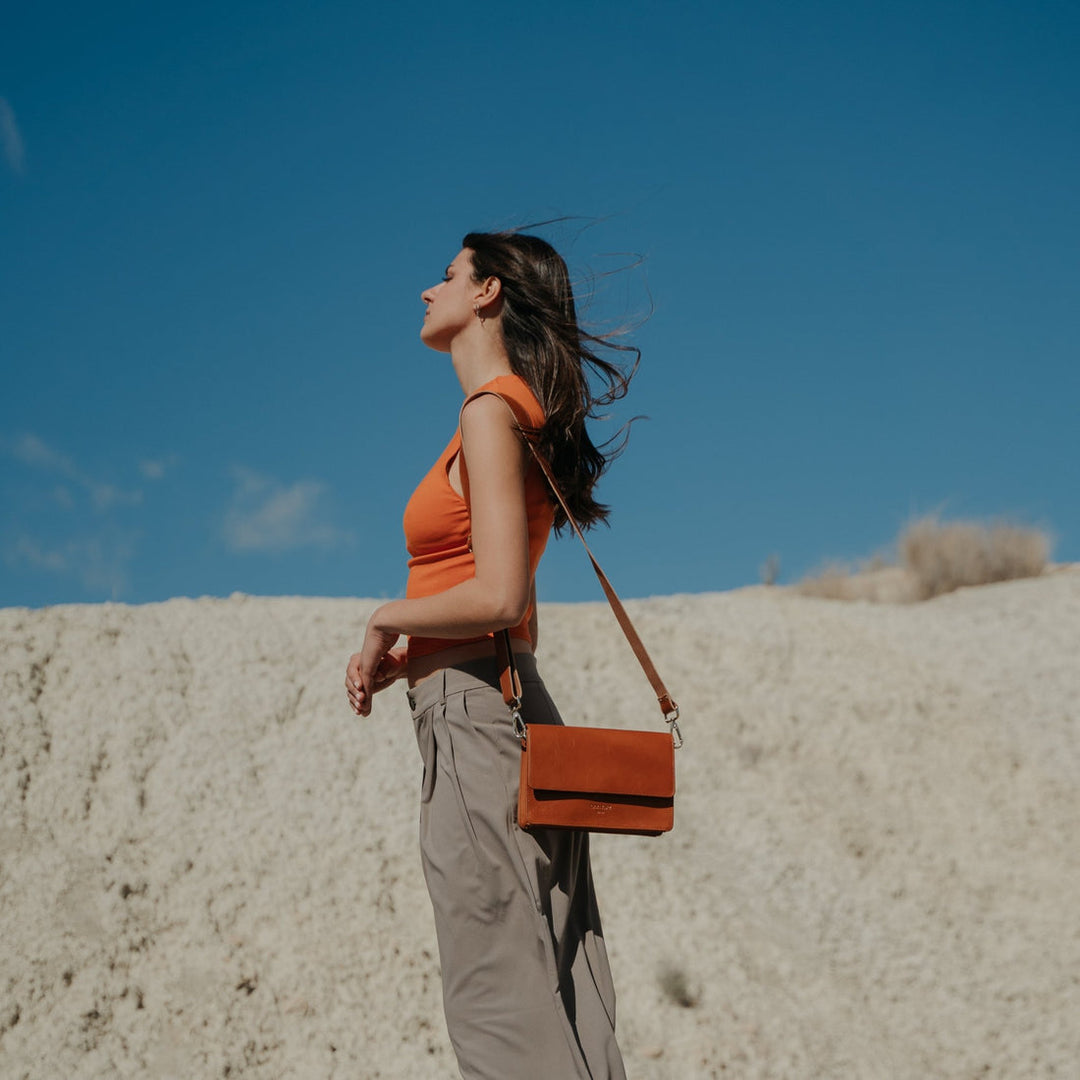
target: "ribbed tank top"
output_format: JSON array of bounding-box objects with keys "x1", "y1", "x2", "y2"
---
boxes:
[{"x1": 402, "y1": 374, "x2": 555, "y2": 660}]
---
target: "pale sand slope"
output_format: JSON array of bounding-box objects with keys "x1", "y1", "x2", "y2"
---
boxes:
[{"x1": 1, "y1": 571, "x2": 1077, "y2": 1079}]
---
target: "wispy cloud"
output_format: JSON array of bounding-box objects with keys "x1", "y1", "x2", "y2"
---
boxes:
[
  {"x1": 10, "y1": 433, "x2": 63, "y2": 470},
  {"x1": 223, "y1": 466, "x2": 350, "y2": 552},
  {"x1": 2, "y1": 434, "x2": 151, "y2": 599},
  {"x1": 138, "y1": 454, "x2": 180, "y2": 480},
  {"x1": 10, "y1": 433, "x2": 143, "y2": 511},
  {"x1": 9, "y1": 535, "x2": 68, "y2": 574},
  {"x1": 5, "y1": 532, "x2": 134, "y2": 598},
  {"x1": 0, "y1": 97, "x2": 25, "y2": 175}
]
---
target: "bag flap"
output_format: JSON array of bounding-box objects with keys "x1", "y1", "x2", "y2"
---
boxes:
[{"x1": 525, "y1": 725, "x2": 675, "y2": 799}]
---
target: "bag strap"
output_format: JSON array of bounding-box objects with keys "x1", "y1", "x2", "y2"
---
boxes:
[{"x1": 472, "y1": 391, "x2": 682, "y2": 748}]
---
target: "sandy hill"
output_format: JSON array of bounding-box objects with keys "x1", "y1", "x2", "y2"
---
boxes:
[{"x1": 1, "y1": 572, "x2": 1078, "y2": 1079}]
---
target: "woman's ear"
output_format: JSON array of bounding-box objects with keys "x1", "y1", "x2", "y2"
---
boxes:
[{"x1": 476, "y1": 275, "x2": 502, "y2": 307}]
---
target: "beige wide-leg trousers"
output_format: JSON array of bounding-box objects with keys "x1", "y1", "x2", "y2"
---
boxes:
[{"x1": 407, "y1": 654, "x2": 626, "y2": 1080}]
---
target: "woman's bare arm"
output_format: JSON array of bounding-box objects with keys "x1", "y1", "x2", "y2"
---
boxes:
[{"x1": 348, "y1": 395, "x2": 530, "y2": 714}]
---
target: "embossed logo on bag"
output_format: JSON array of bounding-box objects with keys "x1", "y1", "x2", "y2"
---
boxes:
[{"x1": 590, "y1": 802, "x2": 614, "y2": 815}]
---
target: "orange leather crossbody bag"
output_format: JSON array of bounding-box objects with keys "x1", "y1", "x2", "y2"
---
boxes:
[{"x1": 495, "y1": 438, "x2": 683, "y2": 837}]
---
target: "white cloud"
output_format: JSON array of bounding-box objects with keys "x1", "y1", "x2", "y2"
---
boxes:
[
  {"x1": 8, "y1": 433, "x2": 142, "y2": 510},
  {"x1": 90, "y1": 483, "x2": 143, "y2": 512},
  {"x1": 12, "y1": 433, "x2": 66, "y2": 471},
  {"x1": 3, "y1": 434, "x2": 147, "y2": 599},
  {"x1": 0, "y1": 97, "x2": 25, "y2": 175},
  {"x1": 5, "y1": 533, "x2": 133, "y2": 598},
  {"x1": 138, "y1": 454, "x2": 179, "y2": 480},
  {"x1": 223, "y1": 466, "x2": 350, "y2": 552},
  {"x1": 75, "y1": 535, "x2": 135, "y2": 596},
  {"x1": 10, "y1": 535, "x2": 68, "y2": 574}
]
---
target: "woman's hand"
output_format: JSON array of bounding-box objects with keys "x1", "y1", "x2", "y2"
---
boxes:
[{"x1": 346, "y1": 611, "x2": 407, "y2": 717}]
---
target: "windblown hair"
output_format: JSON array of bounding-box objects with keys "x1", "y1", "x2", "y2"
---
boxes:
[{"x1": 463, "y1": 229, "x2": 638, "y2": 531}]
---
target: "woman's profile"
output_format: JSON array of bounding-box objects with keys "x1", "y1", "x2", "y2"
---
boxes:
[{"x1": 345, "y1": 229, "x2": 636, "y2": 1079}]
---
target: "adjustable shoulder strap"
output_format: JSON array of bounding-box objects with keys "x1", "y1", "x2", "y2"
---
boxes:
[
  {"x1": 526, "y1": 447, "x2": 681, "y2": 741},
  {"x1": 478, "y1": 392, "x2": 682, "y2": 747}
]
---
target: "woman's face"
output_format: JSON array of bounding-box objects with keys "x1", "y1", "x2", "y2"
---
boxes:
[{"x1": 420, "y1": 249, "x2": 480, "y2": 352}]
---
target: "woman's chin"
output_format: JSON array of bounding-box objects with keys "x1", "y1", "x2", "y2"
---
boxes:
[{"x1": 419, "y1": 325, "x2": 451, "y2": 352}]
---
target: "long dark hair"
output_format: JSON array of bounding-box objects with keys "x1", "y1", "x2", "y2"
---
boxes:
[{"x1": 463, "y1": 229, "x2": 638, "y2": 531}]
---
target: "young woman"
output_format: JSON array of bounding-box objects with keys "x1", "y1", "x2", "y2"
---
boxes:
[{"x1": 345, "y1": 230, "x2": 635, "y2": 1079}]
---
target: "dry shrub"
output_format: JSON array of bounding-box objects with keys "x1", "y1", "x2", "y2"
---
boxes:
[
  {"x1": 795, "y1": 557, "x2": 915, "y2": 603},
  {"x1": 794, "y1": 517, "x2": 1051, "y2": 603},
  {"x1": 796, "y1": 562, "x2": 860, "y2": 600},
  {"x1": 900, "y1": 516, "x2": 1050, "y2": 599}
]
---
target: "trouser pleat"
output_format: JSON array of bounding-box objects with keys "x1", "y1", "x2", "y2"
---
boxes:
[{"x1": 408, "y1": 656, "x2": 625, "y2": 1080}]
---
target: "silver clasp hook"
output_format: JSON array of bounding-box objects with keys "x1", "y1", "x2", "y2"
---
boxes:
[
  {"x1": 510, "y1": 696, "x2": 527, "y2": 742},
  {"x1": 665, "y1": 703, "x2": 683, "y2": 749}
]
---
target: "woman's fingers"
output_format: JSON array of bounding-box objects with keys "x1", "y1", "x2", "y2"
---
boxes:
[
  {"x1": 346, "y1": 652, "x2": 364, "y2": 686},
  {"x1": 345, "y1": 651, "x2": 372, "y2": 715},
  {"x1": 372, "y1": 649, "x2": 407, "y2": 691},
  {"x1": 346, "y1": 624, "x2": 404, "y2": 717},
  {"x1": 355, "y1": 654, "x2": 383, "y2": 715},
  {"x1": 345, "y1": 678, "x2": 367, "y2": 714}
]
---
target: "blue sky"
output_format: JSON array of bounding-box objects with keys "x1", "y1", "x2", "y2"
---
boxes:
[{"x1": 2, "y1": 0, "x2": 1077, "y2": 608}]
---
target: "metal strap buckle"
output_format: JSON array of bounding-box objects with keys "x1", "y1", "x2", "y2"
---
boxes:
[
  {"x1": 510, "y1": 697, "x2": 527, "y2": 742},
  {"x1": 665, "y1": 703, "x2": 683, "y2": 749}
]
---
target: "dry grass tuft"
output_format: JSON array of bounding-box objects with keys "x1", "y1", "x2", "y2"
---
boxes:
[
  {"x1": 899, "y1": 516, "x2": 1050, "y2": 600},
  {"x1": 760, "y1": 553, "x2": 781, "y2": 586},
  {"x1": 795, "y1": 562, "x2": 861, "y2": 601},
  {"x1": 796, "y1": 555, "x2": 915, "y2": 603},
  {"x1": 795, "y1": 517, "x2": 1051, "y2": 603}
]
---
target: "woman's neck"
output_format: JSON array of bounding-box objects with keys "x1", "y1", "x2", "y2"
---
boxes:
[{"x1": 450, "y1": 329, "x2": 514, "y2": 396}]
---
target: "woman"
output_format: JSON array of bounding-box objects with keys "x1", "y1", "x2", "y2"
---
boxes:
[{"x1": 345, "y1": 230, "x2": 635, "y2": 1080}]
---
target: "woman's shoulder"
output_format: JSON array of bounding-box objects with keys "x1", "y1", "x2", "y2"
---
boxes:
[{"x1": 467, "y1": 373, "x2": 544, "y2": 427}]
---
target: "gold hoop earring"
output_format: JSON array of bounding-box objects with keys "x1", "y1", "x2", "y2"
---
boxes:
[{"x1": 474, "y1": 303, "x2": 485, "y2": 326}]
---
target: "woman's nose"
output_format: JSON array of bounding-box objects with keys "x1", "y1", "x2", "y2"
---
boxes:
[{"x1": 421, "y1": 285, "x2": 436, "y2": 303}]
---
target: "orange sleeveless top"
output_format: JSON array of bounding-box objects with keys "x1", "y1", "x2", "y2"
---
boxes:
[{"x1": 402, "y1": 374, "x2": 555, "y2": 660}]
